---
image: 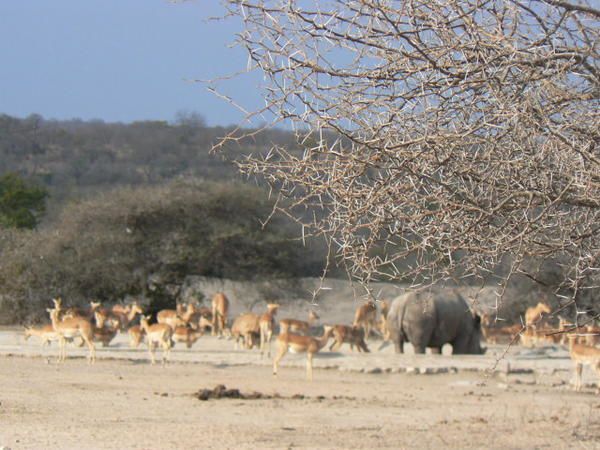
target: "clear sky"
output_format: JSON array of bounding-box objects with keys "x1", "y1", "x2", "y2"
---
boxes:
[{"x1": 0, "y1": 1, "x2": 263, "y2": 126}]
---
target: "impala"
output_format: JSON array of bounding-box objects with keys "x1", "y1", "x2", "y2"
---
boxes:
[
  {"x1": 329, "y1": 325, "x2": 369, "y2": 352},
  {"x1": 353, "y1": 300, "x2": 377, "y2": 340},
  {"x1": 24, "y1": 324, "x2": 59, "y2": 347},
  {"x1": 273, "y1": 325, "x2": 334, "y2": 381},
  {"x1": 172, "y1": 326, "x2": 203, "y2": 349},
  {"x1": 279, "y1": 310, "x2": 319, "y2": 335},
  {"x1": 48, "y1": 298, "x2": 96, "y2": 364},
  {"x1": 156, "y1": 308, "x2": 183, "y2": 330},
  {"x1": 127, "y1": 325, "x2": 145, "y2": 348},
  {"x1": 524, "y1": 302, "x2": 552, "y2": 329},
  {"x1": 211, "y1": 292, "x2": 229, "y2": 337},
  {"x1": 259, "y1": 303, "x2": 279, "y2": 358},
  {"x1": 139, "y1": 315, "x2": 173, "y2": 365},
  {"x1": 231, "y1": 313, "x2": 260, "y2": 350},
  {"x1": 568, "y1": 334, "x2": 600, "y2": 393}
]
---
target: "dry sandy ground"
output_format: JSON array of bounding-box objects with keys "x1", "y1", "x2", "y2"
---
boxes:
[{"x1": 1, "y1": 350, "x2": 599, "y2": 450}]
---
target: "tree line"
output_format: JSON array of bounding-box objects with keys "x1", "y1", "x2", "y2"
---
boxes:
[
  {"x1": 0, "y1": 114, "x2": 329, "y2": 323},
  {"x1": 0, "y1": 180, "x2": 328, "y2": 324}
]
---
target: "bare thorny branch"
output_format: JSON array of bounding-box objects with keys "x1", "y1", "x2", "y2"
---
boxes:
[{"x1": 214, "y1": 1, "x2": 599, "y2": 310}]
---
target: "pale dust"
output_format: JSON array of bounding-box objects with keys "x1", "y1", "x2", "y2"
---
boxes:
[{"x1": 0, "y1": 355, "x2": 598, "y2": 449}]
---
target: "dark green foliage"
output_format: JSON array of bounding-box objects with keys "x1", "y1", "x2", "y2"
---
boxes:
[
  {"x1": 0, "y1": 113, "x2": 302, "y2": 214},
  {"x1": 0, "y1": 173, "x2": 48, "y2": 229},
  {"x1": 0, "y1": 180, "x2": 326, "y2": 324},
  {"x1": 0, "y1": 114, "x2": 332, "y2": 324}
]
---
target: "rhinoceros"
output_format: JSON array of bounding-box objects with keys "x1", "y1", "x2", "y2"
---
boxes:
[{"x1": 386, "y1": 289, "x2": 485, "y2": 354}]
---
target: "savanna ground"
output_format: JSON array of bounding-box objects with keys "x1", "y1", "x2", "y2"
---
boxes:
[{"x1": 1, "y1": 329, "x2": 599, "y2": 450}]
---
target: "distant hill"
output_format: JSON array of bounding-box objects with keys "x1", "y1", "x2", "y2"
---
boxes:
[{"x1": 0, "y1": 113, "x2": 299, "y2": 217}]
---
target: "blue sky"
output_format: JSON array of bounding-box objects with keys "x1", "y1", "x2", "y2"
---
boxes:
[{"x1": 0, "y1": 1, "x2": 263, "y2": 126}]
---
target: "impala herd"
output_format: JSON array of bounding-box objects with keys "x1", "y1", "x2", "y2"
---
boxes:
[{"x1": 21, "y1": 295, "x2": 600, "y2": 391}]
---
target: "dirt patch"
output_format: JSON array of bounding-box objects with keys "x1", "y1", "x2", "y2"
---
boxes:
[
  {"x1": 193, "y1": 384, "x2": 356, "y2": 401},
  {"x1": 1, "y1": 356, "x2": 600, "y2": 449}
]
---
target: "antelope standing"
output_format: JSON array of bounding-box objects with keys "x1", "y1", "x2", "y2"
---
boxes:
[
  {"x1": 156, "y1": 308, "x2": 183, "y2": 330},
  {"x1": 231, "y1": 313, "x2": 260, "y2": 349},
  {"x1": 172, "y1": 326, "x2": 203, "y2": 348},
  {"x1": 377, "y1": 300, "x2": 390, "y2": 340},
  {"x1": 525, "y1": 302, "x2": 551, "y2": 329},
  {"x1": 568, "y1": 334, "x2": 600, "y2": 393},
  {"x1": 273, "y1": 325, "x2": 334, "y2": 381},
  {"x1": 329, "y1": 325, "x2": 369, "y2": 352},
  {"x1": 480, "y1": 314, "x2": 523, "y2": 345},
  {"x1": 211, "y1": 292, "x2": 229, "y2": 337},
  {"x1": 48, "y1": 298, "x2": 96, "y2": 364},
  {"x1": 259, "y1": 303, "x2": 279, "y2": 358},
  {"x1": 353, "y1": 300, "x2": 377, "y2": 339},
  {"x1": 90, "y1": 301, "x2": 138, "y2": 330},
  {"x1": 24, "y1": 324, "x2": 59, "y2": 347},
  {"x1": 279, "y1": 310, "x2": 319, "y2": 335},
  {"x1": 92, "y1": 326, "x2": 118, "y2": 347},
  {"x1": 128, "y1": 325, "x2": 145, "y2": 348},
  {"x1": 112, "y1": 302, "x2": 144, "y2": 330},
  {"x1": 139, "y1": 315, "x2": 173, "y2": 365}
]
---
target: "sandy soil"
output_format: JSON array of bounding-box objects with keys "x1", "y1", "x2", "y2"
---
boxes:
[{"x1": 1, "y1": 330, "x2": 599, "y2": 449}]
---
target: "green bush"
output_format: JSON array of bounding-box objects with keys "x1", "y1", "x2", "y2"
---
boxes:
[
  {"x1": 0, "y1": 179, "x2": 325, "y2": 324},
  {"x1": 0, "y1": 173, "x2": 48, "y2": 229}
]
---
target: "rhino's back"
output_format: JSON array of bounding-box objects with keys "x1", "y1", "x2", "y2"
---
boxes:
[{"x1": 389, "y1": 289, "x2": 471, "y2": 347}]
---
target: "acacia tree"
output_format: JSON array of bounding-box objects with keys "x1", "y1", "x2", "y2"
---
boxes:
[
  {"x1": 0, "y1": 173, "x2": 47, "y2": 229},
  {"x1": 218, "y1": 1, "x2": 600, "y2": 313}
]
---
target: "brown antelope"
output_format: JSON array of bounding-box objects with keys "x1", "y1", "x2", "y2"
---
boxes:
[
  {"x1": 111, "y1": 303, "x2": 129, "y2": 316},
  {"x1": 139, "y1": 315, "x2": 173, "y2": 365},
  {"x1": 525, "y1": 302, "x2": 552, "y2": 329},
  {"x1": 93, "y1": 301, "x2": 138, "y2": 330},
  {"x1": 377, "y1": 300, "x2": 390, "y2": 340},
  {"x1": 24, "y1": 324, "x2": 59, "y2": 347},
  {"x1": 112, "y1": 302, "x2": 144, "y2": 330},
  {"x1": 556, "y1": 317, "x2": 576, "y2": 345},
  {"x1": 185, "y1": 304, "x2": 208, "y2": 330},
  {"x1": 568, "y1": 334, "x2": 600, "y2": 393},
  {"x1": 259, "y1": 303, "x2": 280, "y2": 358},
  {"x1": 128, "y1": 325, "x2": 145, "y2": 348},
  {"x1": 231, "y1": 313, "x2": 260, "y2": 349},
  {"x1": 62, "y1": 301, "x2": 96, "y2": 321},
  {"x1": 273, "y1": 325, "x2": 334, "y2": 381},
  {"x1": 279, "y1": 310, "x2": 320, "y2": 335},
  {"x1": 92, "y1": 326, "x2": 118, "y2": 347},
  {"x1": 555, "y1": 318, "x2": 599, "y2": 347},
  {"x1": 480, "y1": 314, "x2": 523, "y2": 345},
  {"x1": 198, "y1": 306, "x2": 213, "y2": 318},
  {"x1": 353, "y1": 300, "x2": 377, "y2": 339},
  {"x1": 48, "y1": 299, "x2": 96, "y2": 364},
  {"x1": 178, "y1": 303, "x2": 202, "y2": 329},
  {"x1": 584, "y1": 324, "x2": 600, "y2": 347},
  {"x1": 211, "y1": 292, "x2": 229, "y2": 337},
  {"x1": 329, "y1": 325, "x2": 370, "y2": 352},
  {"x1": 89, "y1": 300, "x2": 114, "y2": 325},
  {"x1": 172, "y1": 326, "x2": 203, "y2": 349},
  {"x1": 197, "y1": 314, "x2": 213, "y2": 333},
  {"x1": 156, "y1": 308, "x2": 183, "y2": 330},
  {"x1": 520, "y1": 326, "x2": 562, "y2": 348}
]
